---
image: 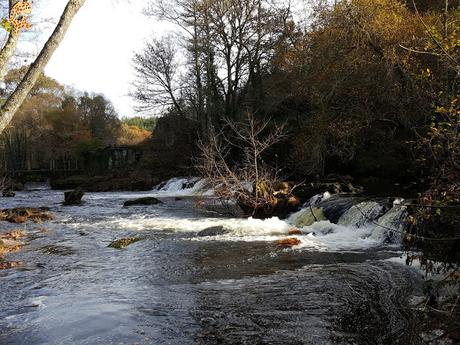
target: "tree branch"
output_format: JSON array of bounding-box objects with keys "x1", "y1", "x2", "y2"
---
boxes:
[{"x1": 0, "y1": 0, "x2": 86, "y2": 134}]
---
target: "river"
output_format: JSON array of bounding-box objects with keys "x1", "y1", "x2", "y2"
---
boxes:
[{"x1": 0, "y1": 179, "x2": 423, "y2": 345}]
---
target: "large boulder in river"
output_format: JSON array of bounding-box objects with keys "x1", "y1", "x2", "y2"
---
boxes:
[
  {"x1": 294, "y1": 207, "x2": 328, "y2": 227},
  {"x1": 64, "y1": 189, "x2": 84, "y2": 205},
  {"x1": 123, "y1": 197, "x2": 162, "y2": 207},
  {"x1": 316, "y1": 196, "x2": 357, "y2": 224}
]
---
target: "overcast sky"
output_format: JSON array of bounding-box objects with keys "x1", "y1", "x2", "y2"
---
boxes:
[{"x1": 34, "y1": 0, "x2": 158, "y2": 117}]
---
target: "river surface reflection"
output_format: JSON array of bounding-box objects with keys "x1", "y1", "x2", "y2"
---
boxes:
[{"x1": 0, "y1": 186, "x2": 420, "y2": 344}]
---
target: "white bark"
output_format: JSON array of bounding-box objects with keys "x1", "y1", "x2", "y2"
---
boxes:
[
  {"x1": 0, "y1": 33, "x2": 19, "y2": 81},
  {"x1": 0, "y1": 1, "x2": 20, "y2": 81}
]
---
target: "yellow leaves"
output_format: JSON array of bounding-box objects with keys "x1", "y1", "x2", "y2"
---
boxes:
[
  {"x1": 117, "y1": 123, "x2": 151, "y2": 146},
  {"x1": 1, "y1": 19, "x2": 13, "y2": 32},
  {"x1": 435, "y1": 106, "x2": 446, "y2": 113},
  {"x1": 447, "y1": 272, "x2": 460, "y2": 283},
  {"x1": 408, "y1": 215, "x2": 417, "y2": 225},
  {"x1": 403, "y1": 233, "x2": 414, "y2": 246},
  {"x1": 0, "y1": 261, "x2": 22, "y2": 270},
  {"x1": 421, "y1": 68, "x2": 433, "y2": 79}
]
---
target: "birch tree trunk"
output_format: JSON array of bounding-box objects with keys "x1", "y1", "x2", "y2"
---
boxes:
[
  {"x1": 0, "y1": 0, "x2": 86, "y2": 134},
  {"x1": 0, "y1": 32, "x2": 19, "y2": 81},
  {"x1": 0, "y1": 1, "x2": 20, "y2": 81}
]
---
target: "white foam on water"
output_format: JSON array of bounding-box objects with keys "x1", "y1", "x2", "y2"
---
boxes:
[
  {"x1": 95, "y1": 215, "x2": 290, "y2": 236},
  {"x1": 75, "y1": 211, "x2": 396, "y2": 251},
  {"x1": 297, "y1": 221, "x2": 382, "y2": 250},
  {"x1": 63, "y1": 186, "x2": 408, "y2": 252},
  {"x1": 28, "y1": 296, "x2": 47, "y2": 309},
  {"x1": 153, "y1": 177, "x2": 215, "y2": 197}
]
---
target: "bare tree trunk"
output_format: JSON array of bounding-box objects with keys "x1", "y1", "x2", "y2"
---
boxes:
[
  {"x1": 0, "y1": 1, "x2": 20, "y2": 81},
  {"x1": 0, "y1": 32, "x2": 19, "y2": 81},
  {"x1": 0, "y1": 34, "x2": 19, "y2": 81},
  {"x1": 444, "y1": 0, "x2": 449, "y2": 38},
  {"x1": 0, "y1": 0, "x2": 86, "y2": 134}
]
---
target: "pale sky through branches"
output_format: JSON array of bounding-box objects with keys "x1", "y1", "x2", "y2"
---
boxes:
[
  {"x1": 13, "y1": 0, "x2": 303, "y2": 118},
  {"x1": 32, "y1": 0, "x2": 161, "y2": 117}
]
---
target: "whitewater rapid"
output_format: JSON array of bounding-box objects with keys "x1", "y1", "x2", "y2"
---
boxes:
[
  {"x1": 3, "y1": 178, "x2": 408, "y2": 253},
  {"x1": 56, "y1": 177, "x2": 408, "y2": 252}
]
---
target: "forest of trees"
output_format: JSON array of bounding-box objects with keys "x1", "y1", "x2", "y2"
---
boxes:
[
  {"x1": 133, "y1": 0, "x2": 459, "y2": 247},
  {"x1": 0, "y1": 67, "x2": 152, "y2": 172},
  {"x1": 134, "y1": 0, "x2": 457, "y2": 179}
]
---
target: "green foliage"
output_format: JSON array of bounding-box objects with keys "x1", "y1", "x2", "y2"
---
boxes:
[
  {"x1": 121, "y1": 116, "x2": 158, "y2": 132},
  {"x1": 1, "y1": 19, "x2": 12, "y2": 32}
]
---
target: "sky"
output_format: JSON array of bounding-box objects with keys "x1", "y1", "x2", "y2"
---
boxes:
[
  {"x1": 14, "y1": 0, "x2": 306, "y2": 118},
  {"x1": 30, "y1": 0, "x2": 161, "y2": 117}
]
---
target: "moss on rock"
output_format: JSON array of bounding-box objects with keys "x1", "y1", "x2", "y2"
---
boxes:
[{"x1": 108, "y1": 237, "x2": 143, "y2": 249}]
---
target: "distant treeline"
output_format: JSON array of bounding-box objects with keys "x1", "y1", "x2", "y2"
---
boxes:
[{"x1": 0, "y1": 67, "x2": 152, "y2": 172}]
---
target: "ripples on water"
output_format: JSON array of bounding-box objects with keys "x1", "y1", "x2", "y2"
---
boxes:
[{"x1": 0, "y1": 183, "x2": 421, "y2": 345}]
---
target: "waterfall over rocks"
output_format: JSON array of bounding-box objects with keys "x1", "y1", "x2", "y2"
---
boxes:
[
  {"x1": 287, "y1": 195, "x2": 409, "y2": 248},
  {"x1": 151, "y1": 178, "x2": 410, "y2": 249},
  {"x1": 153, "y1": 177, "x2": 214, "y2": 196}
]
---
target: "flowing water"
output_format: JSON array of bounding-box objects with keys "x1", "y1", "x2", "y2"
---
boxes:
[{"x1": 0, "y1": 179, "x2": 422, "y2": 345}]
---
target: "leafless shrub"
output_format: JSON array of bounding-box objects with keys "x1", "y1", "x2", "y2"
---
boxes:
[{"x1": 196, "y1": 113, "x2": 295, "y2": 217}]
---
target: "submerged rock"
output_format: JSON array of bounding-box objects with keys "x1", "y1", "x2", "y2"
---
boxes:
[
  {"x1": 288, "y1": 228, "x2": 303, "y2": 235},
  {"x1": 294, "y1": 207, "x2": 328, "y2": 227},
  {"x1": 108, "y1": 237, "x2": 143, "y2": 249},
  {"x1": 0, "y1": 239, "x2": 23, "y2": 256},
  {"x1": 41, "y1": 245, "x2": 75, "y2": 256},
  {"x1": 0, "y1": 207, "x2": 54, "y2": 224},
  {"x1": 1, "y1": 230, "x2": 26, "y2": 241},
  {"x1": 197, "y1": 226, "x2": 230, "y2": 237},
  {"x1": 64, "y1": 189, "x2": 84, "y2": 205},
  {"x1": 0, "y1": 260, "x2": 22, "y2": 270},
  {"x1": 123, "y1": 197, "x2": 162, "y2": 207},
  {"x1": 276, "y1": 238, "x2": 301, "y2": 247}
]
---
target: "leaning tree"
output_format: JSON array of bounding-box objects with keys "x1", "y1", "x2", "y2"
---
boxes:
[{"x1": 0, "y1": 0, "x2": 86, "y2": 134}]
